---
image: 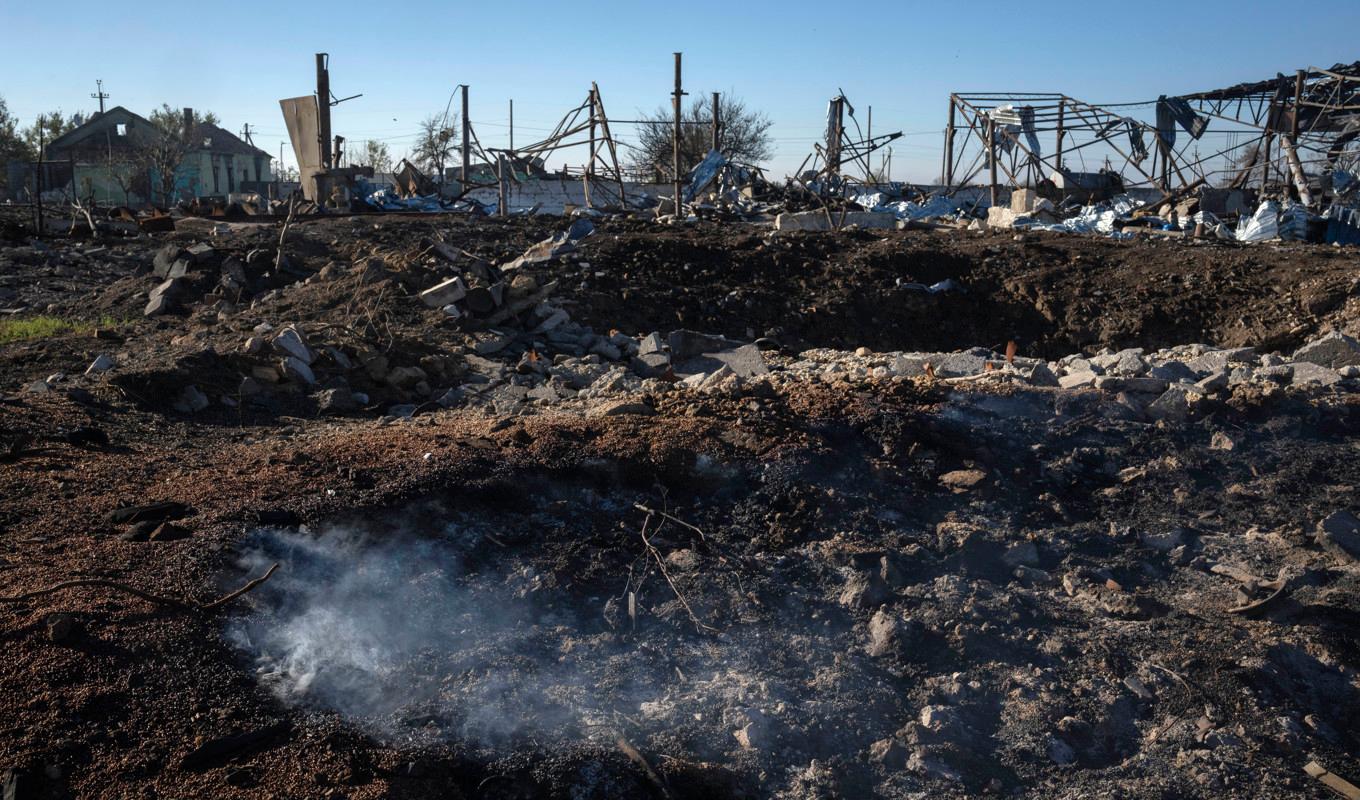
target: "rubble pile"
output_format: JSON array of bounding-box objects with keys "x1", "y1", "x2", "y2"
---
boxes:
[{"x1": 0, "y1": 211, "x2": 1358, "y2": 799}]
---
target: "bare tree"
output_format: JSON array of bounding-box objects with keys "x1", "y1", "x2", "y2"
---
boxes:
[
  {"x1": 104, "y1": 149, "x2": 141, "y2": 206},
  {"x1": 136, "y1": 106, "x2": 219, "y2": 204},
  {"x1": 411, "y1": 113, "x2": 458, "y2": 182},
  {"x1": 628, "y1": 93, "x2": 773, "y2": 179}
]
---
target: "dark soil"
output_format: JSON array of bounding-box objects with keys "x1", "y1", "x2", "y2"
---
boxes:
[{"x1": 0, "y1": 212, "x2": 1358, "y2": 798}]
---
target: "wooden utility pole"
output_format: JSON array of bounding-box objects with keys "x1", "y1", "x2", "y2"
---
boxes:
[
  {"x1": 671, "y1": 52, "x2": 685, "y2": 215},
  {"x1": 460, "y1": 84, "x2": 470, "y2": 186},
  {"x1": 509, "y1": 99, "x2": 514, "y2": 151},
  {"x1": 34, "y1": 128, "x2": 45, "y2": 238},
  {"x1": 711, "y1": 92, "x2": 720, "y2": 153},
  {"x1": 316, "y1": 54, "x2": 332, "y2": 170},
  {"x1": 90, "y1": 79, "x2": 109, "y2": 115}
]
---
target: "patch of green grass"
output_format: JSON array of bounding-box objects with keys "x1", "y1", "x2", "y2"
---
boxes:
[{"x1": 0, "y1": 315, "x2": 128, "y2": 345}]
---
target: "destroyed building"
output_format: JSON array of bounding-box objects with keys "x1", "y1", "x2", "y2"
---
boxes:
[
  {"x1": 22, "y1": 106, "x2": 273, "y2": 205},
  {"x1": 2, "y1": 39, "x2": 1360, "y2": 800}
]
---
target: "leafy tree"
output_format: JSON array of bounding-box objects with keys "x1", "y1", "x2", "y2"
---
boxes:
[
  {"x1": 137, "y1": 105, "x2": 219, "y2": 203},
  {"x1": 147, "y1": 104, "x2": 220, "y2": 132},
  {"x1": 628, "y1": 92, "x2": 773, "y2": 179},
  {"x1": 358, "y1": 139, "x2": 392, "y2": 172},
  {"x1": 21, "y1": 110, "x2": 79, "y2": 154},
  {"x1": 411, "y1": 113, "x2": 458, "y2": 181},
  {"x1": 0, "y1": 95, "x2": 31, "y2": 191}
]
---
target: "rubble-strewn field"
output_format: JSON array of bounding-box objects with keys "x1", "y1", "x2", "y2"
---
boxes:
[{"x1": 1, "y1": 212, "x2": 1359, "y2": 799}]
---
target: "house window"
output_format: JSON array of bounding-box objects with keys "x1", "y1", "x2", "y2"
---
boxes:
[{"x1": 115, "y1": 123, "x2": 127, "y2": 136}]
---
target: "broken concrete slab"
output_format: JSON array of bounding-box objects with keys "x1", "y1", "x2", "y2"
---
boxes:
[
  {"x1": 674, "y1": 344, "x2": 769, "y2": 379},
  {"x1": 1145, "y1": 384, "x2": 1202, "y2": 421},
  {"x1": 281, "y1": 356, "x2": 316, "y2": 385},
  {"x1": 419, "y1": 277, "x2": 468, "y2": 309},
  {"x1": 668, "y1": 329, "x2": 743, "y2": 361},
  {"x1": 1094, "y1": 375, "x2": 1169, "y2": 394},
  {"x1": 1186, "y1": 347, "x2": 1258, "y2": 374},
  {"x1": 631, "y1": 352, "x2": 670, "y2": 378},
  {"x1": 272, "y1": 326, "x2": 314, "y2": 365},
  {"x1": 1292, "y1": 331, "x2": 1360, "y2": 369},
  {"x1": 85, "y1": 354, "x2": 115, "y2": 375},
  {"x1": 1058, "y1": 371, "x2": 1098, "y2": 389},
  {"x1": 152, "y1": 245, "x2": 183, "y2": 278},
  {"x1": 773, "y1": 210, "x2": 896, "y2": 231},
  {"x1": 1315, "y1": 510, "x2": 1360, "y2": 563},
  {"x1": 638, "y1": 332, "x2": 665, "y2": 356},
  {"x1": 1289, "y1": 361, "x2": 1342, "y2": 387},
  {"x1": 144, "y1": 278, "x2": 185, "y2": 317},
  {"x1": 173, "y1": 385, "x2": 210, "y2": 413}
]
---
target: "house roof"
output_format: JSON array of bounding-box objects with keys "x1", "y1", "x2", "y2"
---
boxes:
[
  {"x1": 45, "y1": 106, "x2": 155, "y2": 153},
  {"x1": 191, "y1": 122, "x2": 272, "y2": 159},
  {"x1": 45, "y1": 106, "x2": 271, "y2": 160}
]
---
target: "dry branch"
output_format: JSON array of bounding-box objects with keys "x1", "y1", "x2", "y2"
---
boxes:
[
  {"x1": 633, "y1": 503, "x2": 707, "y2": 541},
  {"x1": 638, "y1": 512, "x2": 717, "y2": 634},
  {"x1": 616, "y1": 736, "x2": 676, "y2": 800},
  {"x1": 0, "y1": 563, "x2": 280, "y2": 613}
]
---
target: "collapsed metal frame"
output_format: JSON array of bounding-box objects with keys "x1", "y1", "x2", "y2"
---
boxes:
[
  {"x1": 490, "y1": 83, "x2": 629, "y2": 212},
  {"x1": 796, "y1": 92, "x2": 902, "y2": 185},
  {"x1": 943, "y1": 61, "x2": 1360, "y2": 211}
]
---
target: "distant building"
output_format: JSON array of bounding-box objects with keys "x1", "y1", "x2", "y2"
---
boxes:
[{"x1": 36, "y1": 106, "x2": 273, "y2": 205}]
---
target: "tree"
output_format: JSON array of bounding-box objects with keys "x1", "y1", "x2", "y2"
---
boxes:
[
  {"x1": 0, "y1": 95, "x2": 30, "y2": 192},
  {"x1": 147, "y1": 104, "x2": 220, "y2": 131},
  {"x1": 137, "y1": 105, "x2": 219, "y2": 204},
  {"x1": 628, "y1": 92, "x2": 773, "y2": 179},
  {"x1": 21, "y1": 110, "x2": 79, "y2": 154},
  {"x1": 411, "y1": 113, "x2": 457, "y2": 181},
  {"x1": 360, "y1": 139, "x2": 392, "y2": 173}
]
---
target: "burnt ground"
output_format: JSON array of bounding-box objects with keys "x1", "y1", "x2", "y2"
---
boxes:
[{"x1": 1, "y1": 212, "x2": 1359, "y2": 799}]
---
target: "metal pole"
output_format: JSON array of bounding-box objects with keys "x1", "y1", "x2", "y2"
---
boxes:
[
  {"x1": 987, "y1": 117, "x2": 998, "y2": 208},
  {"x1": 866, "y1": 105, "x2": 873, "y2": 183},
  {"x1": 1055, "y1": 98, "x2": 1066, "y2": 172},
  {"x1": 586, "y1": 87, "x2": 596, "y2": 207},
  {"x1": 1291, "y1": 69, "x2": 1304, "y2": 140},
  {"x1": 944, "y1": 96, "x2": 956, "y2": 189},
  {"x1": 497, "y1": 154, "x2": 508, "y2": 218},
  {"x1": 509, "y1": 98, "x2": 514, "y2": 152},
  {"x1": 672, "y1": 52, "x2": 684, "y2": 216},
  {"x1": 460, "y1": 84, "x2": 470, "y2": 187},
  {"x1": 826, "y1": 97, "x2": 843, "y2": 177},
  {"x1": 315, "y1": 54, "x2": 331, "y2": 170},
  {"x1": 711, "y1": 91, "x2": 720, "y2": 153}
]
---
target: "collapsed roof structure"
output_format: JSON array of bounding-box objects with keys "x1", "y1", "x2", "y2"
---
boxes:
[{"x1": 943, "y1": 61, "x2": 1360, "y2": 211}]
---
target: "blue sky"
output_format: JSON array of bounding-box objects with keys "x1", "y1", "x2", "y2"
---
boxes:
[{"x1": 3, "y1": 0, "x2": 1358, "y2": 181}]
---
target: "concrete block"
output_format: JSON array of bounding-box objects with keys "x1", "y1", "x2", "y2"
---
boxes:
[
  {"x1": 1289, "y1": 361, "x2": 1342, "y2": 387},
  {"x1": 419, "y1": 277, "x2": 468, "y2": 309},
  {"x1": 1292, "y1": 331, "x2": 1360, "y2": 369},
  {"x1": 773, "y1": 210, "x2": 896, "y2": 231}
]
